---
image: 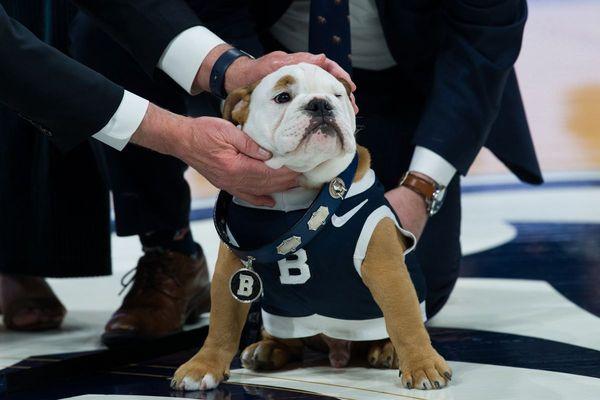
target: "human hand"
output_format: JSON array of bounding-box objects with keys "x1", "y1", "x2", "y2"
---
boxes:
[
  {"x1": 385, "y1": 184, "x2": 429, "y2": 240},
  {"x1": 130, "y1": 104, "x2": 299, "y2": 206},
  {"x1": 194, "y1": 45, "x2": 358, "y2": 113}
]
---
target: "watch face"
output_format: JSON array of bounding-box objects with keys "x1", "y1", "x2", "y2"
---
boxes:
[
  {"x1": 429, "y1": 200, "x2": 443, "y2": 216},
  {"x1": 428, "y1": 188, "x2": 446, "y2": 216}
]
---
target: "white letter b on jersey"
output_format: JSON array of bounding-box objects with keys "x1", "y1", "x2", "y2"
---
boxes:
[{"x1": 278, "y1": 249, "x2": 311, "y2": 284}]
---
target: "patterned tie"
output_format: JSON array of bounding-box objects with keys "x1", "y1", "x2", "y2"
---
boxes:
[{"x1": 309, "y1": 0, "x2": 352, "y2": 73}]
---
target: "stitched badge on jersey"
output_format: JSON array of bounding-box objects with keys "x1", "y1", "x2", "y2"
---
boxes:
[{"x1": 229, "y1": 268, "x2": 263, "y2": 303}]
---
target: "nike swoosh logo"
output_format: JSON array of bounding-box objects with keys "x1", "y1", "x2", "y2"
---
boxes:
[{"x1": 331, "y1": 199, "x2": 369, "y2": 228}]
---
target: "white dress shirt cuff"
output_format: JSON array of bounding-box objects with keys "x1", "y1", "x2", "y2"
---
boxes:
[
  {"x1": 92, "y1": 90, "x2": 149, "y2": 151},
  {"x1": 158, "y1": 26, "x2": 225, "y2": 94},
  {"x1": 409, "y1": 146, "x2": 457, "y2": 187}
]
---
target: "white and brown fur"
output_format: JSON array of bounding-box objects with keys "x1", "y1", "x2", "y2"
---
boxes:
[{"x1": 172, "y1": 64, "x2": 451, "y2": 391}]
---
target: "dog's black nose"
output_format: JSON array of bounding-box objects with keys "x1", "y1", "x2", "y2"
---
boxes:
[{"x1": 304, "y1": 98, "x2": 334, "y2": 116}]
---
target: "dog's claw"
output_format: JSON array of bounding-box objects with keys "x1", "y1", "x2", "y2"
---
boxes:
[
  {"x1": 444, "y1": 371, "x2": 452, "y2": 381},
  {"x1": 434, "y1": 381, "x2": 440, "y2": 389}
]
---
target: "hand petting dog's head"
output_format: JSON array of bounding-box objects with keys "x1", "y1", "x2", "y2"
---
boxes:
[{"x1": 223, "y1": 63, "x2": 356, "y2": 186}]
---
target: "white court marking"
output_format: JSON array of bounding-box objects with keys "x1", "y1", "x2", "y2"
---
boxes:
[
  {"x1": 428, "y1": 278, "x2": 600, "y2": 352},
  {"x1": 228, "y1": 362, "x2": 600, "y2": 400},
  {"x1": 64, "y1": 397, "x2": 175, "y2": 400},
  {"x1": 56, "y1": 361, "x2": 600, "y2": 400}
]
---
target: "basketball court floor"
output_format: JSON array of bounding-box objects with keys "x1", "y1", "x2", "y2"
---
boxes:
[{"x1": 1, "y1": 1, "x2": 599, "y2": 399}]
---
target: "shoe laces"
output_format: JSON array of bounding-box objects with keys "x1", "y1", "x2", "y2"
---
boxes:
[{"x1": 119, "y1": 253, "x2": 183, "y2": 300}]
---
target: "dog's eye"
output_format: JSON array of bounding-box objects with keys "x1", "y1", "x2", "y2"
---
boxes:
[
  {"x1": 274, "y1": 92, "x2": 292, "y2": 104},
  {"x1": 335, "y1": 94, "x2": 343, "y2": 98}
]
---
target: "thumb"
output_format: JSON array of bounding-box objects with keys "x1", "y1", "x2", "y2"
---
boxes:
[{"x1": 227, "y1": 125, "x2": 272, "y2": 161}]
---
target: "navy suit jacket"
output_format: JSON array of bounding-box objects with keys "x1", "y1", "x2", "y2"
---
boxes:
[
  {"x1": 103, "y1": 0, "x2": 539, "y2": 184},
  {"x1": 0, "y1": 0, "x2": 202, "y2": 151},
  {"x1": 231, "y1": 0, "x2": 541, "y2": 184}
]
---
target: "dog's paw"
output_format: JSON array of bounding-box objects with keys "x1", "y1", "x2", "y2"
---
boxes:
[
  {"x1": 241, "y1": 339, "x2": 294, "y2": 371},
  {"x1": 398, "y1": 346, "x2": 452, "y2": 390},
  {"x1": 171, "y1": 355, "x2": 229, "y2": 391},
  {"x1": 367, "y1": 340, "x2": 399, "y2": 369}
]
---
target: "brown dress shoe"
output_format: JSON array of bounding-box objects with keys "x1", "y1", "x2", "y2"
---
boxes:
[
  {"x1": 102, "y1": 247, "x2": 210, "y2": 346},
  {"x1": 0, "y1": 274, "x2": 66, "y2": 331}
]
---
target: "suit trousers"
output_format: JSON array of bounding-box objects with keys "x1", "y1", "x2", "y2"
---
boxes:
[
  {"x1": 0, "y1": 1, "x2": 111, "y2": 278},
  {"x1": 70, "y1": 13, "x2": 198, "y2": 237}
]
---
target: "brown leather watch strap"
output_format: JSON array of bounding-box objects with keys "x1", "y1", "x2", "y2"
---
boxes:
[{"x1": 399, "y1": 172, "x2": 436, "y2": 202}]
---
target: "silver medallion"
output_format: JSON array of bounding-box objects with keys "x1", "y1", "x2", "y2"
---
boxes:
[
  {"x1": 329, "y1": 177, "x2": 347, "y2": 199},
  {"x1": 229, "y1": 268, "x2": 263, "y2": 303},
  {"x1": 229, "y1": 257, "x2": 262, "y2": 303}
]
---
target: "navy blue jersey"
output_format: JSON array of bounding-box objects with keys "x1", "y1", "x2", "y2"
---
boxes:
[{"x1": 227, "y1": 169, "x2": 426, "y2": 340}]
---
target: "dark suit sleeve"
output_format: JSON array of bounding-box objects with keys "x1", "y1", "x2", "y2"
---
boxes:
[
  {"x1": 0, "y1": 5, "x2": 124, "y2": 151},
  {"x1": 72, "y1": 0, "x2": 203, "y2": 77},
  {"x1": 413, "y1": 0, "x2": 527, "y2": 175}
]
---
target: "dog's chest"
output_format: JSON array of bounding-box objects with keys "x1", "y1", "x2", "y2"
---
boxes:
[{"x1": 227, "y1": 176, "x2": 390, "y2": 318}]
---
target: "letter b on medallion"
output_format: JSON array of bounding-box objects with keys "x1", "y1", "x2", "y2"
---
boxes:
[{"x1": 230, "y1": 269, "x2": 263, "y2": 303}]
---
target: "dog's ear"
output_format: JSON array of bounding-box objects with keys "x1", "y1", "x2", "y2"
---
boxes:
[
  {"x1": 222, "y1": 80, "x2": 260, "y2": 126},
  {"x1": 337, "y1": 78, "x2": 352, "y2": 97}
]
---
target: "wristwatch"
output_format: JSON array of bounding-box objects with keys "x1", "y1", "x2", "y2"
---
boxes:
[
  {"x1": 209, "y1": 48, "x2": 254, "y2": 99},
  {"x1": 399, "y1": 171, "x2": 446, "y2": 217}
]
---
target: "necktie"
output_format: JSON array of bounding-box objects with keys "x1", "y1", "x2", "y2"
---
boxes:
[{"x1": 308, "y1": 0, "x2": 352, "y2": 73}]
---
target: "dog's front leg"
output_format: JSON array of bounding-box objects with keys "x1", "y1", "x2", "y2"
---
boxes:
[
  {"x1": 361, "y1": 218, "x2": 452, "y2": 390},
  {"x1": 172, "y1": 243, "x2": 250, "y2": 391}
]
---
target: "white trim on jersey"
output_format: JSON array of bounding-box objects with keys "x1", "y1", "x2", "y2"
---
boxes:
[
  {"x1": 353, "y1": 206, "x2": 417, "y2": 277},
  {"x1": 346, "y1": 169, "x2": 376, "y2": 199},
  {"x1": 226, "y1": 224, "x2": 240, "y2": 247},
  {"x1": 262, "y1": 301, "x2": 427, "y2": 340}
]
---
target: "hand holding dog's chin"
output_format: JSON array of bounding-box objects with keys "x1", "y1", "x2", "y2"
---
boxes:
[
  {"x1": 385, "y1": 186, "x2": 428, "y2": 240},
  {"x1": 131, "y1": 106, "x2": 298, "y2": 206}
]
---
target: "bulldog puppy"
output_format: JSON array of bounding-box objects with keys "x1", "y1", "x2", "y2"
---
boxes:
[{"x1": 172, "y1": 63, "x2": 451, "y2": 391}]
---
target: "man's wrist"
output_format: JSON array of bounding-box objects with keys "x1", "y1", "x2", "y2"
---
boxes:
[
  {"x1": 192, "y1": 43, "x2": 233, "y2": 94},
  {"x1": 399, "y1": 185, "x2": 428, "y2": 215},
  {"x1": 399, "y1": 171, "x2": 447, "y2": 217},
  {"x1": 130, "y1": 103, "x2": 190, "y2": 158},
  {"x1": 409, "y1": 171, "x2": 435, "y2": 185},
  {"x1": 223, "y1": 55, "x2": 254, "y2": 93}
]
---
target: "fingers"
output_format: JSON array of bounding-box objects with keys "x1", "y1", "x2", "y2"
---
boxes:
[
  {"x1": 233, "y1": 191, "x2": 275, "y2": 208},
  {"x1": 285, "y1": 52, "x2": 327, "y2": 67},
  {"x1": 226, "y1": 124, "x2": 271, "y2": 161},
  {"x1": 350, "y1": 92, "x2": 359, "y2": 114},
  {"x1": 236, "y1": 156, "x2": 300, "y2": 193},
  {"x1": 266, "y1": 51, "x2": 357, "y2": 93},
  {"x1": 267, "y1": 51, "x2": 325, "y2": 72},
  {"x1": 322, "y1": 57, "x2": 356, "y2": 91}
]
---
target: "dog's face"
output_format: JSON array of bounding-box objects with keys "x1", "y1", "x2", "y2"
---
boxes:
[{"x1": 223, "y1": 63, "x2": 356, "y2": 174}]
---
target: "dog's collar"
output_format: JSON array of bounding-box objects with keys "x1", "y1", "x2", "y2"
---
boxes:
[{"x1": 214, "y1": 153, "x2": 359, "y2": 264}]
